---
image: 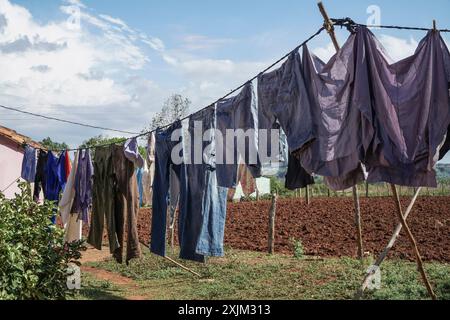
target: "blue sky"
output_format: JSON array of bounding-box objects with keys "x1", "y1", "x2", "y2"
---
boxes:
[{"x1": 1, "y1": 0, "x2": 450, "y2": 162}]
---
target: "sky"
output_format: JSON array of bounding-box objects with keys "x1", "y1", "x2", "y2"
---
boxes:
[{"x1": 0, "y1": 0, "x2": 449, "y2": 161}]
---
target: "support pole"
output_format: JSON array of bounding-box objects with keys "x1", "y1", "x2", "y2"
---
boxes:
[
  {"x1": 353, "y1": 186, "x2": 364, "y2": 260},
  {"x1": 390, "y1": 184, "x2": 436, "y2": 300},
  {"x1": 356, "y1": 188, "x2": 422, "y2": 298},
  {"x1": 268, "y1": 192, "x2": 278, "y2": 254},
  {"x1": 317, "y1": 0, "x2": 363, "y2": 261},
  {"x1": 317, "y1": 1, "x2": 340, "y2": 51},
  {"x1": 305, "y1": 185, "x2": 310, "y2": 205}
]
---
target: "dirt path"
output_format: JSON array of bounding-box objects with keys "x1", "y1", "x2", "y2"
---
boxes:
[{"x1": 80, "y1": 246, "x2": 149, "y2": 300}]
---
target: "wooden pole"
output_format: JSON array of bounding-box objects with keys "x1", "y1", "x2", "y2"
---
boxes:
[
  {"x1": 268, "y1": 193, "x2": 278, "y2": 254},
  {"x1": 390, "y1": 184, "x2": 436, "y2": 300},
  {"x1": 317, "y1": 1, "x2": 363, "y2": 261},
  {"x1": 353, "y1": 186, "x2": 364, "y2": 260},
  {"x1": 305, "y1": 185, "x2": 310, "y2": 205},
  {"x1": 317, "y1": 1, "x2": 340, "y2": 51},
  {"x1": 365, "y1": 182, "x2": 369, "y2": 198},
  {"x1": 356, "y1": 187, "x2": 422, "y2": 297}
]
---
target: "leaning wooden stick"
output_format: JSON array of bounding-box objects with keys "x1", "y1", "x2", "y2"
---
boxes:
[
  {"x1": 390, "y1": 185, "x2": 436, "y2": 300},
  {"x1": 356, "y1": 187, "x2": 422, "y2": 298},
  {"x1": 164, "y1": 256, "x2": 202, "y2": 278},
  {"x1": 317, "y1": 0, "x2": 364, "y2": 261},
  {"x1": 140, "y1": 241, "x2": 202, "y2": 278}
]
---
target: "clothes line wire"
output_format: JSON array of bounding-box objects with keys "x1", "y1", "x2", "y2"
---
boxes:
[
  {"x1": 3, "y1": 18, "x2": 449, "y2": 153},
  {"x1": 1, "y1": 176, "x2": 21, "y2": 194},
  {"x1": 331, "y1": 17, "x2": 450, "y2": 33},
  {"x1": 0, "y1": 104, "x2": 140, "y2": 135}
]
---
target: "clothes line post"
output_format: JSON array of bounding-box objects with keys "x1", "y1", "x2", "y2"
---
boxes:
[
  {"x1": 390, "y1": 184, "x2": 436, "y2": 300},
  {"x1": 317, "y1": 0, "x2": 364, "y2": 261},
  {"x1": 356, "y1": 187, "x2": 422, "y2": 298}
]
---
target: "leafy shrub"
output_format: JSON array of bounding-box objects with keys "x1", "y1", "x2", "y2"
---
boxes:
[
  {"x1": 291, "y1": 238, "x2": 305, "y2": 259},
  {"x1": 0, "y1": 183, "x2": 86, "y2": 300}
]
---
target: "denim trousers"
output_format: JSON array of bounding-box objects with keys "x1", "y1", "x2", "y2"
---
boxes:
[{"x1": 150, "y1": 121, "x2": 183, "y2": 257}]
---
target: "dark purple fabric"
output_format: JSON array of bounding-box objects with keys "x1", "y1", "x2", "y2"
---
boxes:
[
  {"x1": 438, "y1": 35, "x2": 450, "y2": 161},
  {"x1": 299, "y1": 32, "x2": 369, "y2": 191},
  {"x1": 72, "y1": 150, "x2": 93, "y2": 223},
  {"x1": 296, "y1": 26, "x2": 450, "y2": 190},
  {"x1": 360, "y1": 28, "x2": 450, "y2": 187}
]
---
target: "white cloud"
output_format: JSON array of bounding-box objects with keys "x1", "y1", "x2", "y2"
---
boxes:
[
  {"x1": 0, "y1": 0, "x2": 170, "y2": 146},
  {"x1": 377, "y1": 34, "x2": 418, "y2": 62}
]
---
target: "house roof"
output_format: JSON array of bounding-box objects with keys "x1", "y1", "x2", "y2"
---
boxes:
[{"x1": 0, "y1": 125, "x2": 43, "y2": 150}]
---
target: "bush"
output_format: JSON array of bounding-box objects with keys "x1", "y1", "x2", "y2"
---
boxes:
[{"x1": 0, "y1": 183, "x2": 86, "y2": 300}]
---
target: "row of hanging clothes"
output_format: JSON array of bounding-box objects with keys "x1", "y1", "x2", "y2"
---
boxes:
[
  {"x1": 148, "y1": 25, "x2": 450, "y2": 263},
  {"x1": 21, "y1": 138, "x2": 147, "y2": 264},
  {"x1": 18, "y1": 25, "x2": 450, "y2": 265}
]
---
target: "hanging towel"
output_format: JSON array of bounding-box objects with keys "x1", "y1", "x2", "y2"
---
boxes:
[{"x1": 21, "y1": 145, "x2": 37, "y2": 183}]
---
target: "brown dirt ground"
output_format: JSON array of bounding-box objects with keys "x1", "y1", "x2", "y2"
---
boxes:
[
  {"x1": 137, "y1": 196, "x2": 450, "y2": 262},
  {"x1": 80, "y1": 246, "x2": 148, "y2": 300}
]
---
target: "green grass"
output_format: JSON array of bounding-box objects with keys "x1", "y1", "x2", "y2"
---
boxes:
[
  {"x1": 69, "y1": 272, "x2": 127, "y2": 300},
  {"x1": 74, "y1": 247, "x2": 450, "y2": 300}
]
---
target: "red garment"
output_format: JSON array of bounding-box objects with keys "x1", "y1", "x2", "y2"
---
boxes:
[{"x1": 64, "y1": 151, "x2": 72, "y2": 180}]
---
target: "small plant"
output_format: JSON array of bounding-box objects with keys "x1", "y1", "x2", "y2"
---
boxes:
[
  {"x1": 290, "y1": 238, "x2": 305, "y2": 259},
  {"x1": 0, "y1": 183, "x2": 86, "y2": 300}
]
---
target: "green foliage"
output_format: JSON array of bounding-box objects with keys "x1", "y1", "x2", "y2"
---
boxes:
[
  {"x1": 0, "y1": 183, "x2": 86, "y2": 300},
  {"x1": 290, "y1": 238, "x2": 305, "y2": 259},
  {"x1": 79, "y1": 135, "x2": 126, "y2": 149},
  {"x1": 40, "y1": 137, "x2": 69, "y2": 151}
]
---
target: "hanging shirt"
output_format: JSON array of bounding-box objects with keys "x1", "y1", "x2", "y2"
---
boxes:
[
  {"x1": 33, "y1": 150, "x2": 48, "y2": 202},
  {"x1": 299, "y1": 34, "x2": 369, "y2": 191},
  {"x1": 72, "y1": 149, "x2": 94, "y2": 224},
  {"x1": 215, "y1": 82, "x2": 261, "y2": 189},
  {"x1": 21, "y1": 146, "x2": 37, "y2": 183},
  {"x1": 44, "y1": 151, "x2": 68, "y2": 224},
  {"x1": 59, "y1": 151, "x2": 82, "y2": 243},
  {"x1": 358, "y1": 27, "x2": 450, "y2": 187},
  {"x1": 124, "y1": 137, "x2": 144, "y2": 168}
]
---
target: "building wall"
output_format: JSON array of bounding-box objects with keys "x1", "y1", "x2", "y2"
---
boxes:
[
  {"x1": 0, "y1": 136, "x2": 24, "y2": 199},
  {"x1": 232, "y1": 177, "x2": 271, "y2": 201}
]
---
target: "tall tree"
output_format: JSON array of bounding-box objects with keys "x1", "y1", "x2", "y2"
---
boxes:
[
  {"x1": 40, "y1": 137, "x2": 69, "y2": 151},
  {"x1": 149, "y1": 94, "x2": 191, "y2": 130}
]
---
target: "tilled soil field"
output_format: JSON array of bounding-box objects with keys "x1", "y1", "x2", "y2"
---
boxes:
[{"x1": 138, "y1": 196, "x2": 450, "y2": 262}]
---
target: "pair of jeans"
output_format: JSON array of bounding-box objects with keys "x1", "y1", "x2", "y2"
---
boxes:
[
  {"x1": 216, "y1": 82, "x2": 261, "y2": 189},
  {"x1": 178, "y1": 107, "x2": 228, "y2": 260},
  {"x1": 150, "y1": 121, "x2": 183, "y2": 257},
  {"x1": 195, "y1": 168, "x2": 228, "y2": 256}
]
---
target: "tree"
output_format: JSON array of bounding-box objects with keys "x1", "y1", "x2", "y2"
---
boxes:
[
  {"x1": 149, "y1": 94, "x2": 191, "y2": 130},
  {"x1": 79, "y1": 135, "x2": 126, "y2": 149},
  {"x1": 40, "y1": 137, "x2": 69, "y2": 151}
]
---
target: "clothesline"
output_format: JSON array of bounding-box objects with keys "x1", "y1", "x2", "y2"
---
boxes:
[
  {"x1": 0, "y1": 104, "x2": 140, "y2": 135},
  {"x1": 3, "y1": 18, "x2": 450, "y2": 153}
]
